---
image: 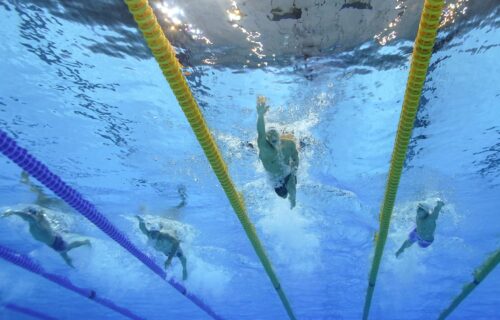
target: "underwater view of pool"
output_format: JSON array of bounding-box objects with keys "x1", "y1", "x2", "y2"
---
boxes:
[{"x1": 0, "y1": 0, "x2": 499, "y2": 319}]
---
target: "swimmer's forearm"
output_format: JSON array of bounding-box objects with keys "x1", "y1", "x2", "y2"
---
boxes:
[
  {"x1": 137, "y1": 218, "x2": 149, "y2": 235},
  {"x1": 257, "y1": 113, "x2": 267, "y2": 144},
  {"x1": 431, "y1": 205, "x2": 442, "y2": 220},
  {"x1": 291, "y1": 149, "x2": 299, "y2": 172},
  {"x1": 257, "y1": 113, "x2": 266, "y2": 134},
  {"x1": 13, "y1": 211, "x2": 35, "y2": 222}
]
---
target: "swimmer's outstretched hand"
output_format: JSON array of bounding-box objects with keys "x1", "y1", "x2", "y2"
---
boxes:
[
  {"x1": 2, "y1": 211, "x2": 13, "y2": 218},
  {"x1": 257, "y1": 96, "x2": 269, "y2": 115},
  {"x1": 436, "y1": 200, "x2": 445, "y2": 208}
]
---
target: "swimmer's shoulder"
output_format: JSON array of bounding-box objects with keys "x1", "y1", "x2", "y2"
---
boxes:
[{"x1": 281, "y1": 138, "x2": 298, "y2": 152}]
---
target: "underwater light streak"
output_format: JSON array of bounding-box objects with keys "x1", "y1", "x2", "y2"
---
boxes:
[
  {"x1": 226, "y1": 3, "x2": 242, "y2": 22},
  {"x1": 374, "y1": 0, "x2": 406, "y2": 46},
  {"x1": 154, "y1": 1, "x2": 213, "y2": 45},
  {"x1": 226, "y1": 0, "x2": 266, "y2": 61},
  {"x1": 440, "y1": 0, "x2": 469, "y2": 28},
  {"x1": 374, "y1": 0, "x2": 469, "y2": 46}
]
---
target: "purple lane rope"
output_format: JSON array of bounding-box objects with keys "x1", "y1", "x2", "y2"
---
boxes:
[
  {"x1": 0, "y1": 245, "x2": 144, "y2": 320},
  {"x1": 4, "y1": 303, "x2": 58, "y2": 320}
]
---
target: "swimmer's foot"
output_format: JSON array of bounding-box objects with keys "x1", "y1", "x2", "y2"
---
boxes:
[
  {"x1": 61, "y1": 252, "x2": 75, "y2": 268},
  {"x1": 164, "y1": 260, "x2": 172, "y2": 269},
  {"x1": 20, "y1": 171, "x2": 29, "y2": 183}
]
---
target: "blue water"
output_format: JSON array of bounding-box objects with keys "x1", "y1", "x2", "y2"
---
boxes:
[{"x1": 1, "y1": 1, "x2": 499, "y2": 319}]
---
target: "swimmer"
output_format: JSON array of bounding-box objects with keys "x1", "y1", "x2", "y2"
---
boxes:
[
  {"x1": 136, "y1": 215, "x2": 188, "y2": 280},
  {"x1": 2, "y1": 205, "x2": 91, "y2": 267},
  {"x1": 395, "y1": 200, "x2": 445, "y2": 258},
  {"x1": 256, "y1": 95, "x2": 299, "y2": 209}
]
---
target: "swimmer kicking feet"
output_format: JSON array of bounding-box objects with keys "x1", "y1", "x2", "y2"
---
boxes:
[
  {"x1": 2, "y1": 205, "x2": 91, "y2": 267},
  {"x1": 396, "y1": 200, "x2": 445, "y2": 258},
  {"x1": 256, "y1": 95, "x2": 299, "y2": 209}
]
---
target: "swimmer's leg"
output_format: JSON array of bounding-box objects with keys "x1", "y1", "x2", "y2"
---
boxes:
[
  {"x1": 164, "y1": 241, "x2": 180, "y2": 269},
  {"x1": 164, "y1": 254, "x2": 174, "y2": 268},
  {"x1": 66, "y1": 239, "x2": 91, "y2": 251},
  {"x1": 177, "y1": 249, "x2": 188, "y2": 280},
  {"x1": 395, "y1": 239, "x2": 414, "y2": 258},
  {"x1": 286, "y1": 174, "x2": 297, "y2": 209},
  {"x1": 60, "y1": 252, "x2": 75, "y2": 268}
]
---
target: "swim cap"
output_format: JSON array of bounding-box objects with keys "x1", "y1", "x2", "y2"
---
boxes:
[{"x1": 417, "y1": 203, "x2": 431, "y2": 212}]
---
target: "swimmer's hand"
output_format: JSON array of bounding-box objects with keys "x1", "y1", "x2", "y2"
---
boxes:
[
  {"x1": 2, "y1": 211, "x2": 13, "y2": 218},
  {"x1": 436, "y1": 200, "x2": 445, "y2": 208},
  {"x1": 135, "y1": 215, "x2": 144, "y2": 222},
  {"x1": 257, "y1": 96, "x2": 269, "y2": 115}
]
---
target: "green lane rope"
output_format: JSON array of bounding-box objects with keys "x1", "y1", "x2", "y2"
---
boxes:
[
  {"x1": 438, "y1": 249, "x2": 500, "y2": 319},
  {"x1": 362, "y1": 0, "x2": 445, "y2": 319},
  {"x1": 122, "y1": 1, "x2": 296, "y2": 319}
]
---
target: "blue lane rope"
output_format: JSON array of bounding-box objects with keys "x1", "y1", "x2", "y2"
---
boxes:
[
  {"x1": 4, "y1": 303, "x2": 59, "y2": 320},
  {"x1": 0, "y1": 244, "x2": 144, "y2": 320},
  {"x1": 0, "y1": 129, "x2": 224, "y2": 320}
]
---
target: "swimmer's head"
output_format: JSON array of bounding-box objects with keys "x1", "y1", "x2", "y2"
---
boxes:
[
  {"x1": 149, "y1": 223, "x2": 162, "y2": 232},
  {"x1": 26, "y1": 206, "x2": 44, "y2": 218},
  {"x1": 417, "y1": 203, "x2": 430, "y2": 218},
  {"x1": 266, "y1": 128, "x2": 280, "y2": 147}
]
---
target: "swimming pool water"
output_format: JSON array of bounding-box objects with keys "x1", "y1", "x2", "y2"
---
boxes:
[{"x1": 0, "y1": 1, "x2": 499, "y2": 319}]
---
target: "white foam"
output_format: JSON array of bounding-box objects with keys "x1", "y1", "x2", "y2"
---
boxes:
[
  {"x1": 256, "y1": 198, "x2": 321, "y2": 274},
  {"x1": 183, "y1": 254, "x2": 232, "y2": 299},
  {"x1": 76, "y1": 237, "x2": 154, "y2": 297}
]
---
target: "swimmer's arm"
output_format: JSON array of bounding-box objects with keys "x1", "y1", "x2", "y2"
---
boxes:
[
  {"x1": 257, "y1": 112, "x2": 267, "y2": 147},
  {"x1": 290, "y1": 143, "x2": 299, "y2": 174},
  {"x1": 431, "y1": 201, "x2": 445, "y2": 220},
  {"x1": 21, "y1": 171, "x2": 50, "y2": 204},
  {"x1": 6, "y1": 211, "x2": 36, "y2": 223},
  {"x1": 136, "y1": 216, "x2": 149, "y2": 236},
  {"x1": 256, "y1": 97, "x2": 269, "y2": 148}
]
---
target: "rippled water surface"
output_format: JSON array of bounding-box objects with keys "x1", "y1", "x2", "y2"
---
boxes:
[{"x1": 0, "y1": 1, "x2": 499, "y2": 319}]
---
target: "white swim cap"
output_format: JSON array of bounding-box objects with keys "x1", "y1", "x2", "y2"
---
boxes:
[{"x1": 417, "y1": 203, "x2": 431, "y2": 212}]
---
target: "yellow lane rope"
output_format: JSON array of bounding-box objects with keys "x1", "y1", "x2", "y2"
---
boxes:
[
  {"x1": 122, "y1": 1, "x2": 296, "y2": 319},
  {"x1": 362, "y1": 0, "x2": 445, "y2": 319},
  {"x1": 438, "y1": 249, "x2": 500, "y2": 319}
]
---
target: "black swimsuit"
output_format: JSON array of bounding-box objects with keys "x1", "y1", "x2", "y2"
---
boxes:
[{"x1": 274, "y1": 174, "x2": 291, "y2": 198}]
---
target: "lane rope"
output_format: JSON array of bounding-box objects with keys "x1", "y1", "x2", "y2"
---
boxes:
[
  {"x1": 438, "y1": 249, "x2": 500, "y2": 319},
  {"x1": 4, "y1": 303, "x2": 58, "y2": 320},
  {"x1": 0, "y1": 244, "x2": 145, "y2": 320},
  {"x1": 122, "y1": 1, "x2": 296, "y2": 319},
  {"x1": 362, "y1": 0, "x2": 445, "y2": 318}
]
